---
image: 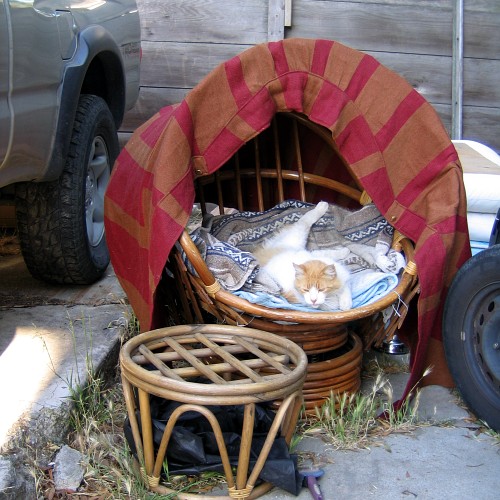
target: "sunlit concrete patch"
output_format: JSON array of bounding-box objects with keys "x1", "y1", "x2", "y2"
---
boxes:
[{"x1": 0, "y1": 303, "x2": 128, "y2": 450}]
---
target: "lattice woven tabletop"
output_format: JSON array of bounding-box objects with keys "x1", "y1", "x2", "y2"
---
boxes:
[{"x1": 120, "y1": 323, "x2": 308, "y2": 404}]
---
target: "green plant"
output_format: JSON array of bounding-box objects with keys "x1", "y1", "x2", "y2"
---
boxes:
[
  {"x1": 124, "y1": 309, "x2": 141, "y2": 337},
  {"x1": 480, "y1": 422, "x2": 500, "y2": 444},
  {"x1": 161, "y1": 470, "x2": 228, "y2": 496},
  {"x1": 302, "y1": 371, "x2": 422, "y2": 450},
  {"x1": 64, "y1": 314, "x2": 104, "y2": 434},
  {"x1": 68, "y1": 368, "x2": 108, "y2": 434},
  {"x1": 289, "y1": 431, "x2": 303, "y2": 453}
]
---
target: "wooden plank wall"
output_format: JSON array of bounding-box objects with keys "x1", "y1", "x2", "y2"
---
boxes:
[
  {"x1": 122, "y1": 0, "x2": 500, "y2": 153},
  {"x1": 288, "y1": 0, "x2": 500, "y2": 152},
  {"x1": 121, "y1": 0, "x2": 270, "y2": 133}
]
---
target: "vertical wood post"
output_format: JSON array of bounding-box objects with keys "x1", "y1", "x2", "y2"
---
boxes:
[
  {"x1": 452, "y1": 0, "x2": 464, "y2": 140},
  {"x1": 285, "y1": 0, "x2": 292, "y2": 27},
  {"x1": 268, "y1": 0, "x2": 285, "y2": 41}
]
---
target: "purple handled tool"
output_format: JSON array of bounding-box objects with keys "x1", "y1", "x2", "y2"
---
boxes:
[{"x1": 301, "y1": 469, "x2": 325, "y2": 500}]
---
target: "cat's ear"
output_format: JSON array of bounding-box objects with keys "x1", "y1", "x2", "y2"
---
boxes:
[
  {"x1": 293, "y1": 263, "x2": 306, "y2": 276},
  {"x1": 324, "y1": 264, "x2": 338, "y2": 278}
]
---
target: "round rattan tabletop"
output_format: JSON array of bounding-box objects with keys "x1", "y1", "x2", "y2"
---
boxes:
[{"x1": 120, "y1": 323, "x2": 308, "y2": 404}]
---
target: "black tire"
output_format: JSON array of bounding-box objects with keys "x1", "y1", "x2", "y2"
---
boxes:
[
  {"x1": 16, "y1": 95, "x2": 119, "y2": 284},
  {"x1": 443, "y1": 244, "x2": 500, "y2": 431}
]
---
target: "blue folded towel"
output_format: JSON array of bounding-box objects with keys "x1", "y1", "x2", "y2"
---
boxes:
[{"x1": 234, "y1": 268, "x2": 399, "y2": 312}]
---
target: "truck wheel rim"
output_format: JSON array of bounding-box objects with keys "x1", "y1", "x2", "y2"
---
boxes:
[
  {"x1": 466, "y1": 285, "x2": 500, "y2": 396},
  {"x1": 85, "y1": 136, "x2": 110, "y2": 247}
]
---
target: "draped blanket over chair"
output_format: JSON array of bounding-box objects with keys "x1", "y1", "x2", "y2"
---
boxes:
[{"x1": 105, "y1": 38, "x2": 471, "y2": 402}]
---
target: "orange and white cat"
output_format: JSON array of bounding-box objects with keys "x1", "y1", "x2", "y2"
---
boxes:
[{"x1": 253, "y1": 201, "x2": 352, "y2": 310}]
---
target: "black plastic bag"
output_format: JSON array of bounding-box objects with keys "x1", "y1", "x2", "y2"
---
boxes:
[{"x1": 124, "y1": 398, "x2": 303, "y2": 495}]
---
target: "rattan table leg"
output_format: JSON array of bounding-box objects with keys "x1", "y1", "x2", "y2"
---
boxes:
[
  {"x1": 236, "y1": 403, "x2": 255, "y2": 491},
  {"x1": 152, "y1": 403, "x2": 236, "y2": 491},
  {"x1": 281, "y1": 390, "x2": 304, "y2": 444},
  {"x1": 121, "y1": 376, "x2": 145, "y2": 466},
  {"x1": 138, "y1": 388, "x2": 155, "y2": 477},
  {"x1": 244, "y1": 391, "x2": 300, "y2": 492},
  {"x1": 146, "y1": 395, "x2": 301, "y2": 499}
]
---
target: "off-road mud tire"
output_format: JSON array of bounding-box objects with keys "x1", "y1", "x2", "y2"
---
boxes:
[{"x1": 15, "y1": 95, "x2": 119, "y2": 284}]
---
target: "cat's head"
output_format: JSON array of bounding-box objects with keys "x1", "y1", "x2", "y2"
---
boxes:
[{"x1": 292, "y1": 260, "x2": 343, "y2": 308}]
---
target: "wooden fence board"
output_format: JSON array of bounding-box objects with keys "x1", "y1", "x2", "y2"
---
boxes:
[
  {"x1": 289, "y1": 0, "x2": 500, "y2": 59},
  {"x1": 373, "y1": 52, "x2": 500, "y2": 107},
  {"x1": 137, "y1": 0, "x2": 269, "y2": 44},
  {"x1": 139, "y1": 41, "x2": 249, "y2": 89},
  {"x1": 121, "y1": 0, "x2": 500, "y2": 152},
  {"x1": 121, "y1": 87, "x2": 187, "y2": 132},
  {"x1": 289, "y1": 1, "x2": 454, "y2": 56},
  {"x1": 136, "y1": 43, "x2": 500, "y2": 108}
]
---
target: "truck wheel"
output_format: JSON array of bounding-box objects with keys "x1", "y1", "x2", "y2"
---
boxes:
[
  {"x1": 16, "y1": 95, "x2": 119, "y2": 284},
  {"x1": 443, "y1": 244, "x2": 500, "y2": 431}
]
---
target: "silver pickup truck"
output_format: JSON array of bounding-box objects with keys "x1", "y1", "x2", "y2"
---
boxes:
[{"x1": 0, "y1": 1, "x2": 141, "y2": 284}]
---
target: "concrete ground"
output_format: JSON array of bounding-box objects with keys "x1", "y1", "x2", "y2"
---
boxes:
[
  {"x1": 0, "y1": 247, "x2": 130, "y2": 498},
  {"x1": 0, "y1": 253, "x2": 128, "y2": 451},
  {"x1": 1, "y1": 246, "x2": 499, "y2": 499},
  {"x1": 263, "y1": 375, "x2": 500, "y2": 500}
]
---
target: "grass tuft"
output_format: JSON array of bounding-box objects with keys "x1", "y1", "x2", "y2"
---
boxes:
[{"x1": 301, "y1": 371, "x2": 420, "y2": 450}]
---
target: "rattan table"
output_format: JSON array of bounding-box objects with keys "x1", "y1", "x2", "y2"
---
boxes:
[{"x1": 120, "y1": 323, "x2": 308, "y2": 499}]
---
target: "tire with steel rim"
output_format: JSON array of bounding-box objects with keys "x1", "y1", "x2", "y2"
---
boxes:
[{"x1": 443, "y1": 244, "x2": 500, "y2": 431}]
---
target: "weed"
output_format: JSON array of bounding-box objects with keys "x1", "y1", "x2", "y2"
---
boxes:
[
  {"x1": 67, "y1": 381, "x2": 152, "y2": 499},
  {"x1": 301, "y1": 370, "x2": 421, "y2": 450},
  {"x1": 477, "y1": 422, "x2": 500, "y2": 444},
  {"x1": 158, "y1": 470, "x2": 228, "y2": 497},
  {"x1": 0, "y1": 228, "x2": 21, "y2": 256},
  {"x1": 67, "y1": 368, "x2": 107, "y2": 434}
]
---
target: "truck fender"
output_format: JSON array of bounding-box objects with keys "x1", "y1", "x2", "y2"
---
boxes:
[{"x1": 44, "y1": 25, "x2": 125, "y2": 181}]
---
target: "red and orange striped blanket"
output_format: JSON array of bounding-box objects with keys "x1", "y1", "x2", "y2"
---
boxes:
[{"x1": 105, "y1": 38, "x2": 470, "y2": 397}]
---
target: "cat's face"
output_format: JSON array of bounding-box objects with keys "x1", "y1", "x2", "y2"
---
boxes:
[{"x1": 292, "y1": 261, "x2": 342, "y2": 307}]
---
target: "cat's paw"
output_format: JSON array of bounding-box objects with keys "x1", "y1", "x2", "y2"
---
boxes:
[
  {"x1": 339, "y1": 291, "x2": 353, "y2": 311},
  {"x1": 315, "y1": 201, "x2": 329, "y2": 215}
]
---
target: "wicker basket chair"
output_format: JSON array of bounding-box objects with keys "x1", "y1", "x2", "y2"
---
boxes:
[
  {"x1": 170, "y1": 112, "x2": 419, "y2": 411},
  {"x1": 106, "y1": 39, "x2": 470, "y2": 414}
]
